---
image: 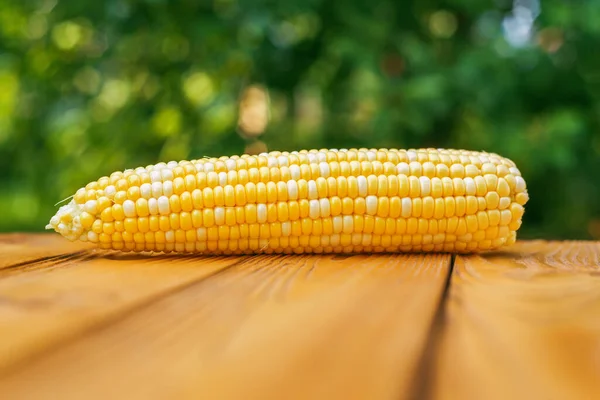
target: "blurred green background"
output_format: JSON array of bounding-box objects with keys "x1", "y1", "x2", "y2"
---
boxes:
[{"x1": 1, "y1": 0, "x2": 599, "y2": 239}]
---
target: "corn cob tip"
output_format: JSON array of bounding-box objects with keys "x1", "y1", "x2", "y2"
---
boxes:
[{"x1": 46, "y1": 200, "x2": 87, "y2": 242}]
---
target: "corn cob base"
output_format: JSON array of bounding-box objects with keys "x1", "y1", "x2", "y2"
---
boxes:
[{"x1": 46, "y1": 148, "x2": 528, "y2": 254}]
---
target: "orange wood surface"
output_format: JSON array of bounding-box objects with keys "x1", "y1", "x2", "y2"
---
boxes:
[
  {"x1": 432, "y1": 241, "x2": 600, "y2": 400},
  {"x1": 0, "y1": 234, "x2": 599, "y2": 399}
]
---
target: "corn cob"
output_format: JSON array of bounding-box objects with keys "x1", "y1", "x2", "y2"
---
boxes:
[{"x1": 46, "y1": 148, "x2": 528, "y2": 254}]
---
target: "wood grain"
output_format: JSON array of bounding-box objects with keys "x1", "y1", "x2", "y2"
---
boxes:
[
  {"x1": 432, "y1": 241, "x2": 600, "y2": 400},
  {"x1": 0, "y1": 252, "x2": 451, "y2": 400},
  {"x1": 0, "y1": 234, "x2": 245, "y2": 371},
  {"x1": 0, "y1": 234, "x2": 94, "y2": 270}
]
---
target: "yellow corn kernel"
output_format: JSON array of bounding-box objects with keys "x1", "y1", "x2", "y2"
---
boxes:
[
  {"x1": 180, "y1": 192, "x2": 193, "y2": 212},
  {"x1": 138, "y1": 217, "x2": 149, "y2": 233}
]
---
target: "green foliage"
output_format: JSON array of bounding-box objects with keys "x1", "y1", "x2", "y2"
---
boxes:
[{"x1": 1, "y1": 0, "x2": 599, "y2": 239}]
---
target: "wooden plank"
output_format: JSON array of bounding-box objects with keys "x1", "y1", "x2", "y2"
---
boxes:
[
  {"x1": 432, "y1": 241, "x2": 600, "y2": 400},
  {"x1": 0, "y1": 234, "x2": 94, "y2": 270},
  {"x1": 0, "y1": 253, "x2": 451, "y2": 400},
  {"x1": 0, "y1": 234, "x2": 245, "y2": 371}
]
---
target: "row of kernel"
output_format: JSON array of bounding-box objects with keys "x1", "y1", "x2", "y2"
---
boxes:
[
  {"x1": 184, "y1": 149, "x2": 508, "y2": 174},
  {"x1": 283, "y1": 149, "x2": 509, "y2": 167},
  {"x1": 80, "y1": 174, "x2": 524, "y2": 213},
  {"x1": 83, "y1": 160, "x2": 522, "y2": 196},
  {"x1": 85, "y1": 220, "x2": 515, "y2": 246},
  {"x1": 101, "y1": 242, "x2": 481, "y2": 253},
  {"x1": 83, "y1": 148, "x2": 517, "y2": 192},
  {"x1": 83, "y1": 154, "x2": 521, "y2": 196},
  {"x1": 98, "y1": 232, "x2": 509, "y2": 253},
  {"x1": 190, "y1": 161, "x2": 399, "y2": 182},
  {"x1": 83, "y1": 162, "x2": 198, "y2": 192},
  {"x1": 100, "y1": 192, "x2": 522, "y2": 224},
  {"x1": 99, "y1": 241, "x2": 427, "y2": 254},
  {"x1": 187, "y1": 162, "x2": 515, "y2": 185},
  {"x1": 185, "y1": 159, "x2": 516, "y2": 183},
  {"x1": 100, "y1": 175, "x2": 520, "y2": 210},
  {"x1": 279, "y1": 148, "x2": 511, "y2": 167},
  {"x1": 94, "y1": 232, "x2": 498, "y2": 248},
  {"x1": 85, "y1": 213, "x2": 519, "y2": 244},
  {"x1": 106, "y1": 197, "x2": 521, "y2": 227}
]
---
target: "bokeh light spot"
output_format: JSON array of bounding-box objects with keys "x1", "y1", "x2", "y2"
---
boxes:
[
  {"x1": 73, "y1": 67, "x2": 101, "y2": 94},
  {"x1": 203, "y1": 102, "x2": 236, "y2": 135},
  {"x1": 429, "y1": 10, "x2": 458, "y2": 39},
  {"x1": 25, "y1": 14, "x2": 48, "y2": 40},
  {"x1": 537, "y1": 27, "x2": 564, "y2": 54},
  {"x1": 98, "y1": 79, "x2": 131, "y2": 110},
  {"x1": 183, "y1": 72, "x2": 215, "y2": 106},
  {"x1": 238, "y1": 84, "x2": 269, "y2": 138},
  {"x1": 269, "y1": 13, "x2": 321, "y2": 48},
  {"x1": 152, "y1": 107, "x2": 182, "y2": 137},
  {"x1": 51, "y1": 21, "x2": 84, "y2": 50},
  {"x1": 502, "y1": 0, "x2": 540, "y2": 47}
]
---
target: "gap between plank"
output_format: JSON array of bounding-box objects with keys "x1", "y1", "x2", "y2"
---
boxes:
[
  {"x1": 407, "y1": 253, "x2": 456, "y2": 400},
  {"x1": 0, "y1": 256, "x2": 248, "y2": 377}
]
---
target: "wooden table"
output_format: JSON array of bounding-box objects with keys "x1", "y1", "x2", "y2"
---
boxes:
[{"x1": 0, "y1": 234, "x2": 599, "y2": 399}]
